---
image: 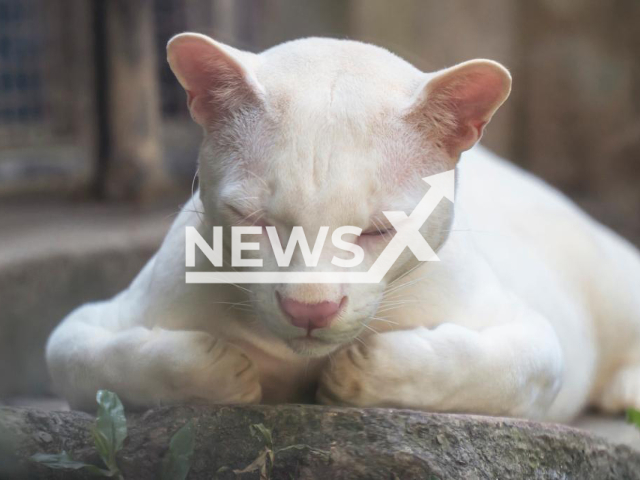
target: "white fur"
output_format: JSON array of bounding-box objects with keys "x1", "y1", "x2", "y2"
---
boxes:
[{"x1": 47, "y1": 36, "x2": 640, "y2": 422}]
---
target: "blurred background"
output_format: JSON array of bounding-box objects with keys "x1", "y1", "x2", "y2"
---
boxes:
[{"x1": 0, "y1": 0, "x2": 639, "y2": 434}]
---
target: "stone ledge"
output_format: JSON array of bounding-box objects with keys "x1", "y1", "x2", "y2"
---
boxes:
[{"x1": 1, "y1": 405, "x2": 639, "y2": 479}]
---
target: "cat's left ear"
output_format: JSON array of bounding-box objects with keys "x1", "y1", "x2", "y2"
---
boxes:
[
  {"x1": 167, "y1": 33, "x2": 264, "y2": 127},
  {"x1": 406, "y1": 60, "x2": 511, "y2": 158}
]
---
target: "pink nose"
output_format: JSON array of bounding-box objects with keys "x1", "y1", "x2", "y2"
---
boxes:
[{"x1": 279, "y1": 296, "x2": 343, "y2": 330}]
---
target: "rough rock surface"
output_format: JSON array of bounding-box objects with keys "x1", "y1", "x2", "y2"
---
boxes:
[{"x1": 1, "y1": 404, "x2": 639, "y2": 479}]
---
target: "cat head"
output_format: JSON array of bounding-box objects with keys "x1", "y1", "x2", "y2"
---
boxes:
[{"x1": 167, "y1": 34, "x2": 510, "y2": 356}]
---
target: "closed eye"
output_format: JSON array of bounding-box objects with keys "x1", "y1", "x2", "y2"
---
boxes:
[
  {"x1": 223, "y1": 203, "x2": 269, "y2": 226},
  {"x1": 361, "y1": 227, "x2": 395, "y2": 237}
]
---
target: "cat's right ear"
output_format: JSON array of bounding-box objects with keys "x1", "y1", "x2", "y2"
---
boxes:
[
  {"x1": 405, "y1": 60, "x2": 511, "y2": 158},
  {"x1": 167, "y1": 33, "x2": 264, "y2": 126}
]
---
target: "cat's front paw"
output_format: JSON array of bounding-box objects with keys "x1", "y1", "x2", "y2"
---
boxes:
[
  {"x1": 597, "y1": 364, "x2": 640, "y2": 413},
  {"x1": 145, "y1": 329, "x2": 262, "y2": 405},
  {"x1": 316, "y1": 337, "x2": 395, "y2": 408},
  {"x1": 316, "y1": 330, "x2": 444, "y2": 409}
]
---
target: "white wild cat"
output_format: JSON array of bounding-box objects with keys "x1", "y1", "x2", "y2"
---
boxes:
[{"x1": 47, "y1": 34, "x2": 640, "y2": 422}]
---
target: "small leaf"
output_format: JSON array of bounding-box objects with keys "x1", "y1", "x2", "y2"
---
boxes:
[
  {"x1": 250, "y1": 423, "x2": 273, "y2": 449},
  {"x1": 275, "y1": 444, "x2": 328, "y2": 456},
  {"x1": 275, "y1": 444, "x2": 306, "y2": 452},
  {"x1": 31, "y1": 451, "x2": 93, "y2": 470},
  {"x1": 161, "y1": 420, "x2": 196, "y2": 480},
  {"x1": 95, "y1": 390, "x2": 128, "y2": 456},
  {"x1": 627, "y1": 408, "x2": 640, "y2": 430},
  {"x1": 90, "y1": 425, "x2": 112, "y2": 467},
  {"x1": 232, "y1": 448, "x2": 269, "y2": 475},
  {"x1": 31, "y1": 451, "x2": 112, "y2": 476}
]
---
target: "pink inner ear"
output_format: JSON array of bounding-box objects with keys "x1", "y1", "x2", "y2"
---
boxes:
[
  {"x1": 169, "y1": 37, "x2": 258, "y2": 126},
  {"x1": 452, "y1": 71, "x2": 506, "y2": 126},
  {"x1": 172, "y1": 41, "x2": 212, "y2": 95},
  {"x1": 423, "y1": 64, "x2": 509, "y2": 155}
]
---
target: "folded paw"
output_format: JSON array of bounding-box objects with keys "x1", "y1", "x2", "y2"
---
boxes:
[
  {"x1": 316, "y1": 330, "x2": 450, "y2": 410},
  {"x1": 316, "y1": 335, "x2": 405, "y2": 408},
  {"x1": 317, "y1": 323, "x2": 562, "y2": 418},
  {"x1": 141, "y1": 329, "x2": 262, "y2": 406},
  {"x1": 597, "y1": 365, "x2": 640, "y2": 413}
]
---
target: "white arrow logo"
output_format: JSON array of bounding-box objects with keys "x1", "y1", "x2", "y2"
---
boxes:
[{"x1": 186, "y1": 169, "x2": 455, "y2": 284}]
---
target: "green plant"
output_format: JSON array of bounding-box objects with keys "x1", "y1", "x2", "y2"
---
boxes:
[
  {"x1": 231, "y1": 423, "x2": 276, "y2": 479},
  {"x1": 627, "y1": 407, "x2": 640, "y2": 430},
  {"x1": 161, "y1": 420, "x2": 196, "y2": 480},
  {"x1": 229, "y1": 423, "x2": 329, "y2": 480},
  {"x1": 31, "y1": 390, "x2": 196, "y2": 480},
  {"x1": 32, "y1": 390, "x2": 127, "y2": 478}
]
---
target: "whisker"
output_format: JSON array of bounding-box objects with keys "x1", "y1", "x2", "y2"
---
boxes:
[
  {"x1": 249, "y1": 212, "x2": 266, "y2": 226},
  {"x1": 372, "y1": 217, "x2": 393, "y2": 241},
  {"x1": 218, "y1": 259, "x2": 255, "y2": 295},
  {"x1": 243, "y1": 168, "x2": 270, "y2": 190},
  {"x1": 378, "y1": 297, "x2": 420, "y2": 305},
  {"x1": 387, "y1": 262, "x2": 424, "y2": 287},
  {"x1": 360, "y1": 322, "x2": 380, "y2": 335},
  {"x1": 222, "y1": 281, "x2": 253, "y2": 294},
  {"x1": 234, "y1": 208, "x2": 265, "y2": 226},
  {"x1": 368, "y1": 316, "x2": 399, "y2": 325},
  {"x1": 191, "y1": 167, "x2": 205, "y2": 224},
  {"x1": 376, "y1": 303, "x2": 420, "y2": 312},
  {"x1": 209, "y1": 301, "x2": 253, "y2": 307},
  {"x1": 354, "y1": 335, "x2": 368, "y2": 347},
  {"x1": 371, "y1": 217, "x2": 384, "y2": 236},
  {"x1": 383, "y1": 275, "x2": 431, "y2": 296},
  {"x1": 376, "y1": 304, "x2": 422, "y2": 315}
]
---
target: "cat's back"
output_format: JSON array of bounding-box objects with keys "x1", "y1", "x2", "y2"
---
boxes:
[{"x1": 455, "y1": 146, "x2": 640, "y2": 378}]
